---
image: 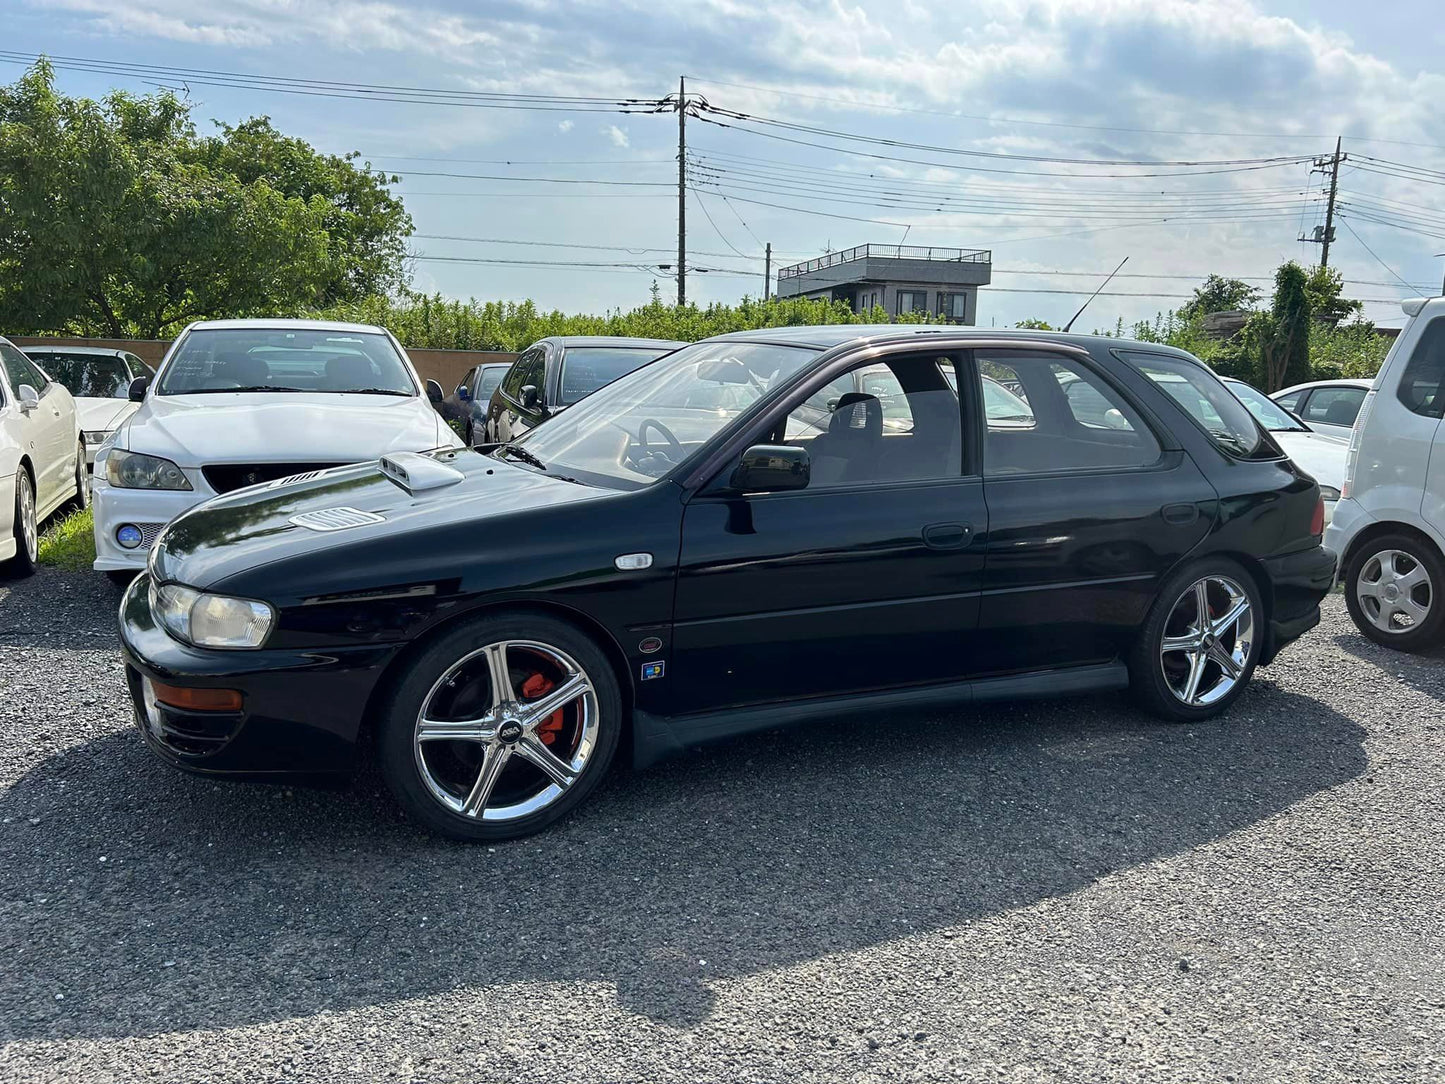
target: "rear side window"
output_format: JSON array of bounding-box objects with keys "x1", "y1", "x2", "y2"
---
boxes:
[
  {"x1": 1122, "y1": 351, "x2": 1279, "y2": 460},
  {"x1": 1301, "y1": 385, "x2": 1367, "y2": 427},
  {"x1": 978, "y1": 351, "x2": 1159, "y2": 476},
  {"x1": 1396, "y1": 318, "x2": 1445, "y2": 419}
]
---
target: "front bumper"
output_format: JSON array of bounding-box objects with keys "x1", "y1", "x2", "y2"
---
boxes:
[
  {"x1": 1258, "y1": 544, "x2": 1337, "y2": 665},
  {"x1": 118, "y1": 574, "x2": 405, "y2": 776},
  {"x1": 91, "y1": 476, "x2": 208, "y2": 571}
]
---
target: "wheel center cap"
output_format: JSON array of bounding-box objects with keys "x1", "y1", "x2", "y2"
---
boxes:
[
  {"x1": 1383, "y1": 583, "x2": 1400, "y2": 602},
  {"x1": 497, "y1": 719, "x2": 523, "y2": 744}
]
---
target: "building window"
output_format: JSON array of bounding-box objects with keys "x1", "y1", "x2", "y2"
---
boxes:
[
  {"x1": 938, "y1": 292, "x2": 969, "y2": 321},
  {"x1": 896, "y1": 290, "x2": 928, "y2": 315}
]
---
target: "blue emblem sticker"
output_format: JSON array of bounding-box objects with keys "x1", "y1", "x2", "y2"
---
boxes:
[{"x1": 641, "y1": 661, "x2": 665, "y2": 681}]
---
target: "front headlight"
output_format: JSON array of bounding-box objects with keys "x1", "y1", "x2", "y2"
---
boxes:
[
  {"x1": 106, "y1": 449, "x2": 192, "y2": 490},
  {"x1": 150, "y1": 581, "x2": 274, "y2": 649},
  {"x1": 1318, "y1": 485, "x2": 1341, "y2": 502},
  {"x1": 83, "y1": 429, "x2": 113, "y2": 445}
]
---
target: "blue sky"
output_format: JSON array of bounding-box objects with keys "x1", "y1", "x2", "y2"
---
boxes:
[{"x1": 7, "y1": 0, "x2": 1444, "y2": 329}]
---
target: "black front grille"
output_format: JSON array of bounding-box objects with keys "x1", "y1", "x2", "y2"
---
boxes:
[{"x1": 203, "y1": 462, "x2": 344, "y2": 494}]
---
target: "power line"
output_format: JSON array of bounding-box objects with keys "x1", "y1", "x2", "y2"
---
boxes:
[
  {"x1": 386, "y1": 169, "x2": 670, "y2": 187},
  {"x1": 413, "y1": 233, "x2": 752, "y2": 260},
  {"x1": 1337, "y1": 219, "x2": 1422, "y2": 292},
  {"x1": 689, "y1": 190, "x2": 755, "y2": 260}
]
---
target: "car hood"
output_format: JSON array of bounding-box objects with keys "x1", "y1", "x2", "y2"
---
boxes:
[
  {"x1": 151, "y1": 449, "x2": 614, "y2": 589},
  {"x1": 75, "y1": 397, "x2": 136, "y2": 433},
  {"x1": 118, "y1": 393, "x2": 451, "y2": 465},
  {"x1": 1272, "y1": 430, "x2": 1347, "y2": 488}
]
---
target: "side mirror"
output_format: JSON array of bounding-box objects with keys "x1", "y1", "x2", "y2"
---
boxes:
[
  {"x1": 456, "y1": 384, "x2": 471, "y2": 403},
  {"x1": 17, "y1": 384, "x2": 39, "y2": 412},
  {"x1": 730, "y1": 444, "x2": 810, "y2": 493},
  {"x1": 520, "y1": 384, "x2": 541, "y2": 410},
  {"x1": 425, "y1": 379, "x2": 444, "y2": 405},
  {"x1": 128, "y1": 376, "x2": 150, "y2": 403}
]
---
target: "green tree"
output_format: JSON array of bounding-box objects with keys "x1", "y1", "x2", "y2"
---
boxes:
[
  {"x1": 1303, "y1": 264, "x2": 1364, "y2": 326},
  {"x1": 1014, "y1": 318, "x2": 1054, "y2": 330},
  {"x1": 1179, "y1": 274, "x2": 1260, "y2": 319},
  {"x1": 1251, "y1": 262, "x2": 1313, "y2": 391},
  {"x1": 0, "y1": 60, "x2": 409, "y2": 338}
]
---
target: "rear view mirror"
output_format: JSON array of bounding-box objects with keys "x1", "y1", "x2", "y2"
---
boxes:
[
  {"x1": 128, "y1": 376, "x2": 150, "y2": 403},
  {"x1": 730, "y1": 444, "x2": 810, "y2": 493},
  {"x1": 425, "y1": 379, "x2": 444, "y2": 405},
  {"x1": 17, "y1": 384, "x2": 39, "y2": 412},
  {"x1": 696, "y1": 359, "x2": 752, "y2": 385}
]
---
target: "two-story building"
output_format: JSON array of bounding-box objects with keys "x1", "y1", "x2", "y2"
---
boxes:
[{"x1": 775, "y1": 244, "x2": 992, "y2": 323}]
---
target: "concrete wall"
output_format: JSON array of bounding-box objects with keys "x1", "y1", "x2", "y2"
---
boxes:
[{"x1": 11, "y1": 337, "x2": 519, "y2": 388}]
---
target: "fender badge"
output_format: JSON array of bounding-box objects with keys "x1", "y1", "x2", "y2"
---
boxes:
[
  {"x1": 640, "y1": 661, "x2": 665, "y2": 681},
  {"x1": 638, "y1": 636, "x2": 663, "y2": 654}
]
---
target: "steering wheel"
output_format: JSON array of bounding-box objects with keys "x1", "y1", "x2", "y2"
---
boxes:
[{"x1": 632, "y1": 418, "x2": 685, "y2": 477}]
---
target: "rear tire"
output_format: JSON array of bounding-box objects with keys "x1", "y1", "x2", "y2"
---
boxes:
[
  {"x1": 1344, "y1": 533, "x2": 1445, "y2": 651},
  {"x1": 376, "y1": 612, "x2": 622, "y2": 841},
  {"x1": 66, "y1": 441, "x2": 88, "y2": 513},
  {"x1": 1128, "y1": 557, "x2": 1262, "y2": 721},
  {"x1": 8, "y1": 472, "x2": 38, "y2": 577}
]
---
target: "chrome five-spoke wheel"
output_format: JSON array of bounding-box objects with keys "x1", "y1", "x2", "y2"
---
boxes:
[
  {"x1": 1355, "y1": 549, "x2": 1432, "y2": 635},
  {"x1": 413, "y1": 639, "x2": 600, "y2": 823},
  {"x1": 1159, "y1": 574, "x2": 1255, "y2": 707}
]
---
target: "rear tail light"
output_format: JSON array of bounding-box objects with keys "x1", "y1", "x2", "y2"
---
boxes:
[
  {"x1": 1310, "y1": 495, "x2": 1325, "y2": 537},
  {"x1": 1341, "y1": 389, "x2": 1375, "y2": 499}
]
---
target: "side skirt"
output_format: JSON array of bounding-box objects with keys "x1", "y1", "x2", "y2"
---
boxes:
[{"x1": 632, "y1": 662, "x2": 1129, "y2": 769}]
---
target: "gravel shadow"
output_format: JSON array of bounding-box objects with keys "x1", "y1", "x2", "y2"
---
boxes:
[{"x1": 0, "y1": 681, "x2": 1366, "y2": 1040}]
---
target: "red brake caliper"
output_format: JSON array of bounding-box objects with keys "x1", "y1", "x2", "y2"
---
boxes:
[{"x1": 520, "y1": 671, "x2": 564, "y2": 746}]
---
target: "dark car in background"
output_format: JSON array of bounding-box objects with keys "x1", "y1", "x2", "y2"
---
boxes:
[
  {"x1": 447, "y1": 361, "x2": 511, "y2": 446},
  {"x1": 118, "y1": 327, "x2": 1334, "y2": 842},
  {"x1": 482, "y1": 336, "x2": 684, "y2": 444}
]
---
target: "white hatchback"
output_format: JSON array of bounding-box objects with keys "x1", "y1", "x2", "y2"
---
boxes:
[
  {"x1": 92, "y1": 318, "x2": 459, "y2": 581},
  {"x1": 1327, "y1": 297, "x2": 1445, "y2": 649}
]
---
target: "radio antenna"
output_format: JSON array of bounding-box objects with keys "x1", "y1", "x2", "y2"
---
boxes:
[{"x1": 1063, "y1": 256, "x2": 1129, "y2": 332}]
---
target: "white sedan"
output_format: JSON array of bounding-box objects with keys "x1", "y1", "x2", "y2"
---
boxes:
[
  {"x1": 19, "y1": 346, "x2": 152, "y2": 467},
  {"x1": 1, "y1": 336, "x2": 84, "y2": 574},
  {"x1": 1271, "y1": 378, "x2": 1373, "y2": 441},
  {"x1": 92, "y1": 318, "x2": 459, "y2": 582},
  {"x1": 1224, "y1": 377, "x2": 1347, "y2": 522}
]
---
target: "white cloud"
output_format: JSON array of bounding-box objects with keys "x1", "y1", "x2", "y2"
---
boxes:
[
  {"x1": 557, "y1": 119, "x2": 574, "y2": 133},
  {"x1": 604, "y1": 124, "x2": 630, "y2": 148}
]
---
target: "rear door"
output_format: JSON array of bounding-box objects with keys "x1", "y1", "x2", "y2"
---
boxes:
[
  {"x1": 1297, "y1": 384, "x2": 1368, "y2": 440},
  {"x1": 972, "y1": 346, "x2": 1216, "y2": 675}
]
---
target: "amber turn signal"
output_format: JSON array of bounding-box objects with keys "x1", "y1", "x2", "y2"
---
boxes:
[{"x1": 150, "y1": 681, "x2": 243, "y2": 712}]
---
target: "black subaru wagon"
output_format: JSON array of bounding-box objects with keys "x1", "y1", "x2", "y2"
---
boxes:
[{"x1": 118, "y1": 327, "x2": 1336, "y2": 841}]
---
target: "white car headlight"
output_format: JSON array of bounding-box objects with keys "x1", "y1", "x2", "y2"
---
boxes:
[
  {"x1": 150, "y1": 581, "x2": 274, "y2": 649},
  {"x1": 107, "y1": 449, "x2": 192, "y2": 490}
]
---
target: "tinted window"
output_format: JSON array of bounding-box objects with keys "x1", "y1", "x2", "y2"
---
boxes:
[
  {"x1": 158, "y1": 328, "x2": 416, "y2": 395},
  {"x1": 475, "y1": 365, "x2": 508, "y2": 400},
  {"x1": 23, "y1": 352, "x2": 131, "y2": 398},
  {"x1": 1274, "y1": 390, "x2": 1304, "y2": 413},
  {"x1": 503, "y1": 349, "x2": 544, "y2": 402},
  {"x1": 558, "y1": 347, "x2": 671, "y2": 406},
  {"x1": 1397, "y1": 318, "x2": 1445, "y2": 418},
  {"x1": 980, "y1": 352, "x2": 1159, "y2": 475},
  {"x1": 1301, "y1": 385, "x2": 1367, "y2": 427},
  {"x1": 1, "y1": 342, "x2": 48, "y2": 396},
  {"x1": 1124, "y1": 351, "x2": 1278, "y2": 460}
]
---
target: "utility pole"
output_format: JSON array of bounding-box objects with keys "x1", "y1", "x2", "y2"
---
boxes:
[
  {"x1": 676, "y1": 76, "x2": 686, "y2": 307},
  {"x1": 764, "y1": 242, "x2": 771, "y2": 300},
  {"x1": 1300, "y1": 137, "x2": 1345, "y2": 267}
]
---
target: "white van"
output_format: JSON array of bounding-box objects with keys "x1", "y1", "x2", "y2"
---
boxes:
[{"x1": 1326, "y1": 296, "x2": 1445, "y2": 650}]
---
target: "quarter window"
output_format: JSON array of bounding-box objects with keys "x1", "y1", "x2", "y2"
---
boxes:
[
  {"x1": 776, "y1": 354, "x2": 963, "y2": 487},
  {"x1": 1396, "y1": 318, "x2": 1445, "y2": 418},
  {"x1": 979, "y1": 352, "x2": 1159, "y2": 476},
  {"x1": 1274, "y1": 390, "x2": 1304, "y2": 413},
  {"x1": 1124, "y1": 351, "x2": 1278, "y2": 460}
]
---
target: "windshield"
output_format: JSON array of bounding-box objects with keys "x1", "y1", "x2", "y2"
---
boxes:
[
  {"x1": 1224, "y1": 379, "x2": 1307, "y2": 432},
  {"x1": 558, "y1": 346, "x2": 676, "y2": 405},
  {"x1": 1121, "y1": 351, "x2": 1279, "y2": 460},
  {"x1": 23, "y1": 353, "x2": 130, "y2": 398},
  {"x1": 513, "y1": 341, "x2": 818, "y2": 488},
  {"x1": 157, "y1": 328, "x2": 417, "y2": 396}
]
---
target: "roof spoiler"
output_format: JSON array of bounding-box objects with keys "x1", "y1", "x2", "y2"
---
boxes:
[{"x1": 1402, "y1": 297, "x2": 1431, "y2": 317}]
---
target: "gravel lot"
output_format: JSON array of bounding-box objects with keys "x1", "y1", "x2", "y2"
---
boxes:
[{"x1": 1, "y1": 568, "x2": 1442, "y2": 1083}]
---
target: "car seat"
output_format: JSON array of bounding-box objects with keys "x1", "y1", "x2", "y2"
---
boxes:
[
  {"x1": 807, "y1": 392, "x2": 883, "y2": 486},
  {"x1": 326, "y1": 354, "x2": 377, "y2": 390},
  {"x1": 213, "y1": 352, "x2": 269, "y2": 387}
]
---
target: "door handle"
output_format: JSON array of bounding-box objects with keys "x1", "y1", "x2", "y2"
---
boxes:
[
  {"x1": 922, "y1": 522, "x2": 972, "y2": 549},
  {"x1": 1161, "y1": 502, "x2": 1199, "y2": 525}
]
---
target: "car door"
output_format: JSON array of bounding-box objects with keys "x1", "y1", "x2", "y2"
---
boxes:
[
  {"x1": 669, "y1": 348, "x2": 988, "y2": 714},
  {"x1": 0, "y1": 342, "x2": 71, "y2": 508},
  {"x1": 1296, "y1": 384, "x2": 1367, "y2": 441},
  {"x1": 972, "y1": 346, "x2": 1217, "y2": 675}
]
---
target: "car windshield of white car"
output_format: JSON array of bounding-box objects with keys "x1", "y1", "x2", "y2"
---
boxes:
[
  {"x1": 157, "y1": 328, "x2": 417, "y2": 396},
  {"x1": 23, "y1": 352, "x2": 131, "y2": 398}
]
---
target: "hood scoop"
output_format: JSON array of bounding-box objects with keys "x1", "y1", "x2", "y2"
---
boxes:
[
  {"x1": 378, "y1": 451, "x2": 465, "y2": 493},
  {"x1": 290, "y1": 507, "x2": 385, "y2": 532}
]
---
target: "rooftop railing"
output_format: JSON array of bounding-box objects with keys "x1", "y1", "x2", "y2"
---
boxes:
[{"x1": 778, "y1": 244, "x2": 990, "y2": 279}]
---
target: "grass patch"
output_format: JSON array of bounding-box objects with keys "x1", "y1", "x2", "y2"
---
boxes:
[{"x1": 38, "y1": 506, "x2": 96, "y2": 572}]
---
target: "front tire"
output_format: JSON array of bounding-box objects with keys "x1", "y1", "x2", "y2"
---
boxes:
[
  {"x1": 376, "y1": 612, "x2": 622, "y2": 841},
  {"x1": 66, "y1": 440, "x2": 88, "y2": 513},
  {"x1": 8, "y1": 471, "x2": 38, "y2": 576},
  {"x1": 1344, "y1": 534, "x2": 1445, "y2": 651},
  {"x1": 1128, "y1": 558, "x2": 1262, "y2": 721}
]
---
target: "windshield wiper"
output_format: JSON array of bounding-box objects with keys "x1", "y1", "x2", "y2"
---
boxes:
[
  {"x1": 343, "y1": 388, "x2": 412, "y2": 396},
  {"x1": 173, "y1": 386, "x2": 302, "y2": 394},
  {"x1": 497, "y1": 443, "x2": 547, "y2": 471}
]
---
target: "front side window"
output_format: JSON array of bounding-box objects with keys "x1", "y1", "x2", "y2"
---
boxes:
[
  {"x1": 1123, "y1": 351, "x2": 1278, "y2": 460},
  {"x1": 503, "y1": 350, "x2": 544, "y2": 402},
  {"x1": 0, "y1": 343, "x2": 48, "y2": 395},
  {"x1": 157, "y1": 328, "x2": 417, "y2": 396},
  {"x1": 773, "y1": 354, "x2": 962, "y2": 487},
  {"x1": 980, "y1": 352, "x2": 1159, "y2": 475},
  {"x1": 558, "y1": 347, "x2": 672, "y2": 406},
  {"x1": 23, "y1": 352, "x2": 131, "y2": 398},
  {"x1": 514, "y1": 341, "x2": 817, "y2": 488},
  {"x1": 1396, "y1": 318, "x2": 1445, "y2": 418},
  {"x1": 1301, "y1": 385, "x2": 1367, "y2": 428}
]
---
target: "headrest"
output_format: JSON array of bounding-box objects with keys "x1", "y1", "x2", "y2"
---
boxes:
[
  {"x1": 828, "y1": 392, "x2": 882, "y2": 440},
  {"x1": 326, "y1": 354, "x2": 376, "y2": 389}
]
